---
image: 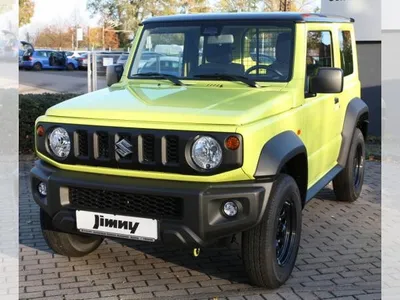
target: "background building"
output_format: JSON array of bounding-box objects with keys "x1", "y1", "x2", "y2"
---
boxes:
[{"x1": 321, "y1": 0, "x2": 381, "y2": 136}]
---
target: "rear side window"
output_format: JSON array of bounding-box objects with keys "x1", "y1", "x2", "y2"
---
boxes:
[
  {"x1": 306, "y1": 31, "x2": 333, "y2": 75},
  {"x1": 339, "y1": 30, "x2": 354, "y2": 76},
  {"x1": 36, "y1": 51, "x2": 47, "y2": 57}
]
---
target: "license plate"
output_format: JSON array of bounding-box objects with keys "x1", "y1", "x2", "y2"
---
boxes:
[{"x1": 76, "y1": 210, "x2": 158, "y2": 242}]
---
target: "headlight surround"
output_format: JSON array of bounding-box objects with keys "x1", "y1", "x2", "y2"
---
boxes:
[
  {"x1": 191, "y1": 136, "x2": 223, "y2": 170},
  {"x1": 48, "y1": 127, "x2": 71, "y2": 158}
]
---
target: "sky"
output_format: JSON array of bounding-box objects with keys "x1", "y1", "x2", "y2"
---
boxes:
[
  {"x1": 19, "y1": 0, "x2": 99, "y2": 40},
  {"x1": 19, "y1": 0, "x2": 321, "y2": 40}
]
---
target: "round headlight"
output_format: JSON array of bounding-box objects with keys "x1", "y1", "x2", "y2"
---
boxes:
[
  {"x1": 48, "y1": 127, "x2": 71, "y2": 158},
  {"x1": 191, "y1": 136, "x2": 222, "y2": 170}
]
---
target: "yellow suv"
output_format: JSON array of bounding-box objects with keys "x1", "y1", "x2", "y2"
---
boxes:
[{"x1": 31, "y1": 12, "x2": 368, "y2": 288}]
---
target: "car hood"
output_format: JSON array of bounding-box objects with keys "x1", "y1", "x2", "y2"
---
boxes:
[{"x1": 45, "y1": 83, "x2": 294, "y2": 126}]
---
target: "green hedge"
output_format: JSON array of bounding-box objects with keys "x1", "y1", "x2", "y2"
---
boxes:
[{"x1": 19, "y1": 93, "x2": 81, "y2": 154}]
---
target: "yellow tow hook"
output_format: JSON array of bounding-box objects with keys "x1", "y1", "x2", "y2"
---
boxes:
[{"x1": 192, "y1": 248, "x2": 201, "y2": 257}]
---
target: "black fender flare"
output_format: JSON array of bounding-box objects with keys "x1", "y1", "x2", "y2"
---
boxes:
[
  {"x1": 337, "y1": 98, "x2": 369, "y2": 167},
  {"x1": 254, "y1": 130, "x2": 307, "y2": 178}
]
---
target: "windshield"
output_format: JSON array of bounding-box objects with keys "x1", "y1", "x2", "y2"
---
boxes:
[{"x1": 129, "y1": 22, "x2": 294, "y2": 82}]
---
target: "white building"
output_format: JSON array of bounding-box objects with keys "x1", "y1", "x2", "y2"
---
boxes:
[{"x1": 321, "y1": 0, "x2": 381, "y2": 136}]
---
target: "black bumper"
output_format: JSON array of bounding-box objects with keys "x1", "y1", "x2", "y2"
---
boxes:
[{"x1": 30, "y1": 160, "x2": 273, "y2": 247}]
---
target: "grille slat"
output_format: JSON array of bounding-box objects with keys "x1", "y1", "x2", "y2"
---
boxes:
[
  {"x1": 69, "y1": 187, "x2": 183, "y2": 219},
  {"x1": 140, "y1": 134, "x2": 155, "y2": 163},
  {"x1": 96, "y1": 131, "x2": 109, "y2": 158},
  {"x1": 77, "y1": 130, "x2": 88, "y2": 157},
  {"x1": 166, "y1": 135, "x2": 179, "y2": 164}
]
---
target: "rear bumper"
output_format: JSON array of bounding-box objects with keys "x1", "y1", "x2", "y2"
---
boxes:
[
  {"x1": 21, "y1": 61, "x2": 34, "y2": 68},
  {"x1": 30, "y1": 160, "x2": 273, "y2": 247}
]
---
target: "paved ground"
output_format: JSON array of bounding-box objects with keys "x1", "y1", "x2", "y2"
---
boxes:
[
  {"x1": 19, "y1": 160, "x2": 381, "y2": 300},
  {"x1": 19, "y1": 70, "x2": 106, "y2": 94}
]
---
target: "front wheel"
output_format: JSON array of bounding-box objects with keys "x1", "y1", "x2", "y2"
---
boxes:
[
  {"x1": 333, "y1": 128, "x2": 365, "y2": 202},
  {"x1": 242, "y1": 174, "x2": 302, "y2": 288},
  {"x1": 67, "y1": 63, "x2": 74, "y2": 71},
  {"x1": 40, "y1": 209, "x2": 103, "y2": 257}
]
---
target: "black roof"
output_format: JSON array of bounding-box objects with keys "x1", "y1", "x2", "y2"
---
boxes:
[{"x1": 142, "y1": 12, "x2": 354, "y2": 25}]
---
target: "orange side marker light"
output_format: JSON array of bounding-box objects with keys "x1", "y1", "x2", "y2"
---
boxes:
[
  {"x1": 37, "y1": 125, "x2": 45, "y2": 137},
  {"x1": 225, "y1": 136, "x2": 240, "y2": 150}
]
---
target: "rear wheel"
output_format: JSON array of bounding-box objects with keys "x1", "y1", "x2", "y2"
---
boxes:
[
  {"x1": 333, "y1": 128, "x2": 365, "y2": 202},
  {"x1": 40, "y1": 209, "x2": 103, "y2": 257},
  {"x1": 242, "y1": 174, "x2": 302, "y2": 288},
  {"x1": 67, "y1": 63, "x2": 74, "y2": 71},
  {"x1": 32, "y1": 62, "x2": 42, "y2": 71}
]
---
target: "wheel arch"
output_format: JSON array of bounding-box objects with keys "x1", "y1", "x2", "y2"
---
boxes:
[
  {"x1": 254, "y1": 131, "x2": 308, "y2": 205},
  {"x1": 338, "y1": 98, "x2": 369, "y2": 167},
  {"x1": 33, "y1": 61, "x2": 42, "y2": 69}
]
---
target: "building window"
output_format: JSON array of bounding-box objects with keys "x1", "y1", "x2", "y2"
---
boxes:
[{"x1": 339, "y1": 30, "x2": 354, "y2": 76}]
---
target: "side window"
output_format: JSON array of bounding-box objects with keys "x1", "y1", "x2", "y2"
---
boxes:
[
  {"x1": 339, "y1": 30, "x2": 354, "y2": 76},
  {"x1": 306, "y1": 31, "x2": 333, "y2": 75}
]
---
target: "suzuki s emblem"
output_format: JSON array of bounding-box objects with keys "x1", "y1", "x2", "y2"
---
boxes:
[{"x1": 115, "y1": 139, "x2": 133, "y2": 157}]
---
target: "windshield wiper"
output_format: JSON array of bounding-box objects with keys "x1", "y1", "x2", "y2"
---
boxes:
[
  {"x1": 132, "y1": 72, "x2": 183, "y2": 86},
  {"x1": 194, "y1": 74, "x2": 260, "y2": 88}
]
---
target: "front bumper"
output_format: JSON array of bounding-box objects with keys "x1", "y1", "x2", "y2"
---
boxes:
[{"x1": 31, "y1": 160, "x2": 273, "y2": 247}]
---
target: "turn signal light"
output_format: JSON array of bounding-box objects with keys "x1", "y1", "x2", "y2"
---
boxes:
[
  {"x1": 225, "y1": 136, "x2": 240, "y2": 150},
  {"x1": 36, "y1": 125, "x2": 45, "y2": 137}
]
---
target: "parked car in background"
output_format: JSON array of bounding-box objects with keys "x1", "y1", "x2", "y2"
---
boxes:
[
  {"x1": 66, "y1": 50, "x2": 87, "y2": 59},
  {"x1": 138, "y1": 56, "x2": 182, "y2": 77},
  {"x1": 78, "y1": 51, "x2": 126, "y2": 74},
  {"x1": 21, "y1": 48, "x2": 78, "y2": 71},
  {"x1": 116, "y1": 53, "x2": 129, "y2": 67},
  {"x1": 138, "y1": 51, "x2": 165, "y2": 68},
  {"x1": 77, "y1": 52, "x2": 89, "y2": 70},
  {"x1": 19, "y1": 41, "x2": 34, "y2": 68}
]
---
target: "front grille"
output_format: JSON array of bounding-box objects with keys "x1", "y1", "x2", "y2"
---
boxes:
[
  {"x1": 69, "y1": 187, "x2": 183, "y2": 219},
  {"x1": 75, "y1": 130, "x2": 177, "y2": 166},
  {"x1": 36, "y1": 123, "x2": 243, "y2": 175}
]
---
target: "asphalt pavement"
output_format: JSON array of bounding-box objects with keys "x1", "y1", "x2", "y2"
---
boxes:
[{"x1": 19, "y1": 70, "x2": 106, "y2": 94}]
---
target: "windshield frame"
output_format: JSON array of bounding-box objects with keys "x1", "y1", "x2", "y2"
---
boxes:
[{"x1": 127, "y1": 20, "x2": 296, "y2": 83}]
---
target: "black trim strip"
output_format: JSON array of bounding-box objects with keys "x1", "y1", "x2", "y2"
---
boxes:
[
  {"x1": 356, "y1": 40, "x2": 381, "y2": 44},
  {"x1": 305, "y1": 165, "x2": 343, "y2": 202}
]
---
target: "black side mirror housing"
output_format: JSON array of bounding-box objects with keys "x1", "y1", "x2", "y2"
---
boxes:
[
  {"x1": 106, "y1": 64, "x2": 124, "y2": 87},
  {"x1": 309, "y1": 67, "x2": 344, "y2": 94}
]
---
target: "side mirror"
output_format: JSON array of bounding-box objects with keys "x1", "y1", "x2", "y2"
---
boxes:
[
  {"x1": 309, "y1": 67, "x2": 344, "y2": 94},
  {"x1": 106, "y1": 64, "x2": 124, "y2": 87}
]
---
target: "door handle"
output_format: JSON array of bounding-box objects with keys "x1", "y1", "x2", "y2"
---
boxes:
[{"x1": 334, "y1": 98, "x2": 339, "y2": 104}]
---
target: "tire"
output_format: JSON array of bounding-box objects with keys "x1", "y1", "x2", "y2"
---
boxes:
[
  {"x1": 40, "y1": 209, "x2": 103, "y2": 257},
  {"x1": 67, "y1": 63, "x2": 74, "y2": 71},
  {"x1": 333, "y1": 128, "x2": 365, "y2": 202},
  {"x1": 32, "y1": 62, "x2": 42, "y2": 71},
  {"x1": 242, "y1": 174, "x2": 302, "y2": 288}
]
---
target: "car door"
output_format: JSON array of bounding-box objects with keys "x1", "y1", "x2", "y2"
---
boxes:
[
  {"x1": 37, "y1": 51, "x2": 49, "y2": 68},
  {"x1": 302, "y1": 25, "x2": 342, "y2": 186},
  {"x1": 47, "y1": 51, "x2": 56, "y2": 68}
]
